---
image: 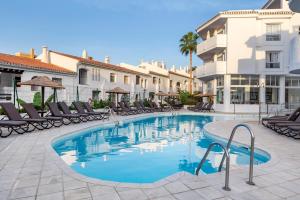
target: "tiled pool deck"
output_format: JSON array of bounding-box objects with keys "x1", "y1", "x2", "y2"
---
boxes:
[{"x1": 1, "y1": 112, "x2": 300, "y2": 200}]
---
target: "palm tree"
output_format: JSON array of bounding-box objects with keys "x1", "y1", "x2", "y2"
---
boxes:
[{"x1": 179, "y1": 32, "x2": 199, "y2": 93}]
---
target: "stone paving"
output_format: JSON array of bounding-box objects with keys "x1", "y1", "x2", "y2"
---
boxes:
[{"x1": 0, "y1": 112, "x2": 300, "y2": 200}]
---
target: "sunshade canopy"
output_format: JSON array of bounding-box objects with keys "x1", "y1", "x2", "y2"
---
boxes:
[
  {"x1": 156, "y1": 91, "x2": 169, "y2": 96},
  {"x1": 18, "y1": 76, "x2": 64, "y2": 89},
  {"x1": 168, "y1": 92, "x2": 180, "y2": 97},
  {"x1": 106, "y1": 87, "x2": 129, "y2": 94}
]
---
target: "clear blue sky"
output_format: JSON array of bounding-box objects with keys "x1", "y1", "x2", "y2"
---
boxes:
[{"x1": 0, "y1": 0, "x2": 265, "y2": 67}]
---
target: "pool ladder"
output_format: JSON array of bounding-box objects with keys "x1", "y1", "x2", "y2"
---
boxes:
[{"x1": 195, "y1": 124, "x2": 255, "y2": 191}]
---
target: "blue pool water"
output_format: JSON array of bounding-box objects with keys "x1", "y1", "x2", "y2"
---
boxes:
[{"x1": 53, "y1": 115, "x2": 270, "y2": 183}]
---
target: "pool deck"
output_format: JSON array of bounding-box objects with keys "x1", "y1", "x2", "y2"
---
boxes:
[{"x1": 1, "y1": 111, "x2": 300, "y2": 200}]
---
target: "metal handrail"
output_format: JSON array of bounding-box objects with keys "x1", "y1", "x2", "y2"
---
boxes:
[
  {"x1": 218, "y1": 124, "x2": 255, "y2": 185},
  {"x1": 195, "y1": 142, "x2": 231, "y2": 191}
]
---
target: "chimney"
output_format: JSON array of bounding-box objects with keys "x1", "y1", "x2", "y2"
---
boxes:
[
  {"x1": 82, "y1": 49, "x2": 88, "y2": 59},
  {"x1": 42, "y1": 46, "x2": 49, "y2": 63},
  {"x1": 104, "y1": 56, "x2": 110, "y2": 64},
  {"x1": 29, "y1": 48, "x2": 35, "y2": 59}
]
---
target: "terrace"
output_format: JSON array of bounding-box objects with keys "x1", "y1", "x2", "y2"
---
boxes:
[{"x1": 0, "y1": 109, "x2": 300, "y2": 200}]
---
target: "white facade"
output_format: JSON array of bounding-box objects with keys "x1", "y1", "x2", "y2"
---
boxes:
[
  {"x1": 195, "y1": 0, "x2": 300, "y2": 113},
  {"x1": 0, "y1": 47, "x2": 199, "y2": 106}
]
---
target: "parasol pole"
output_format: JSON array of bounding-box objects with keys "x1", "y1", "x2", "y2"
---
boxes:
[
  {"x1": 14, "y1": 78, "x2": 20, "y2": 110},
  {"x1": 53, "y1": 88, "x2": 57, "y2": 102},
  {"x1": 41, "y1": 86, "x2": 45, "y2": 116}
]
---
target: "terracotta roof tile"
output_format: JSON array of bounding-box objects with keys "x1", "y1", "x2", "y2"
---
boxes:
[
  {"x1": 0, "y1": 53, "x2": 75, "y2": 75},
  {"x1": 51, "y1": 51, "x2": 149, "y2": 76}
]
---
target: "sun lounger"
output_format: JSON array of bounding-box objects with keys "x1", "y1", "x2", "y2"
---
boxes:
[
  {"x1": 58, "y1": 102, "x2": 89, "y2": 122},
  {"x1": 124, "y1": 101, "x2": 140, "y2": 114},
  {"x1": 286, "y1": 125, "x2": 300, "y2": 139},
  {"x1": 109, "y1": 102, "x2": 124, "y2": 115},
  {"x1": 194, "y1": 102, "x2": 208, "y2": 112},
  {"x1": 118, "y1": 102, "x2": 136, "y2": 115},
  {"x1": 187, "y1": 102, "x2": 203, "y2": 111},
  {"x1": 138, "y1": 101, "x2": 154, "y2": 112},
  {"x1": 262, "y1": 107, "x2": 300, "y2": 127},
  {"x1": 81, "y1": 102, "x2": 109, "y2": 120},
  {"x1": 0, "y1": 102, "x2": 48, "y2": 132},
  {"x1": 72, "y1": 102, "x2": 98, "y2": 121},
  {"x1": 201, "y1": 102, "x2": 214, "y2": 112},
  {"x1": 268, "y1": 113, "x2": 300, "y2": 135},
  {"x1": 22, "y1": 103, "x2": 63, "y2": 128},
  {"x1": 47, "y1": 102, "x2": 81, "y2": 124},
  {"x1": 0, "y1": 120, "x2": 28, "y2": 138},
  {"x1": 148, "y1": 101, "x2": 160, "y2": 112}
]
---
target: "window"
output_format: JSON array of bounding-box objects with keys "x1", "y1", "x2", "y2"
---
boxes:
[
  {"x1": 153, "y1": 77, "x2": 157, "y2": 84},
  {"x1": 124, "y1": 75, "x2": 129, "y2": 85},
  {"x1": 136, "y1": 75, "x2": 140, "y2": 85},
  {"x1": 216, "y1": 76, "x2": 224, "y2": 104},
  {"x1": 92, "y1": 68, "x2": 95, "y2": 81},
  {"x1": 92, "y1": 90, "x2": 100, "y2": 100},
  {"x1": 15, "y1": 76, "x2": 21, "y2": 87},
  {"x1": 266, "y1": 52, "x2": 280, "y2": 68},
  {"x1": 217, "y1": 76, "x2": 224, "y2": 87},
  {"x1": 144, "y1": 79, "x2": 147, "y2": 89},
  {"x1": 265, "y1": 76, "x2": 280, "y2": 104},
  {"x1": 169, "y1": 80, "x2": 173, "y2": 89},
  {"x1": 97, "y1": 69, "x2": 100, "y2": 81},
  {"x1": 266, "y1": 75, "x2": 279, "y2": 86},
  {"x1": 286, "y1": 77, "x2": 300, "y2": 87},
  {"x1": 52, "y1": 78, "x2": 62, "y2": 85},
  {"x1": 79, "y1": 69, "x2": 88, "y2": 85},
  {"x1": 231, "y1": 75, "x2": 259, "y2": 86},
  {"x1": 216, "y1": 88, "x2": 224, "y2": 104},
  {"x1": 231, "y1": 87, "x2": 259, "y2": 104},
  {"x1": 266, "y1": 24, "x2": 281, "y2": 41},
  {"x1": 110, "y1": 73, "x2": 116, "y2": 83},
  {"x1": 266, "y1": 88, "x2": 279, "y2": 104},
  {"x1": 230, "y1": 75, "x2": 259, "y2": 104}
]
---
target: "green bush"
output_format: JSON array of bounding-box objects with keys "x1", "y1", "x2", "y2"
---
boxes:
[
  {"x1": 33, "y1": 92, "x2": 42, "y2": 110},
  {"x1": 17, "y1": 92, "x2": 55, "y2": 111},
  {"x1": 179, "y1": 91, "x2": 198, "y2": 105},
  {"x1": 143, "y1": 99, "x2": 150, "y2": 107},
  {"x1": 92, "y1": 99, "x2": 110, "y2": 109}
]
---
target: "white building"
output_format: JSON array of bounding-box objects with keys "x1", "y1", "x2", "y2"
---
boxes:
[
  {"x1": 0, "y1": 46, "x2": 199, "y2": 106},
  {"x1": 0, "y1": 50, "x2": 76, "y2": 104},
  {"x1": 195, "y1": 0, "x2": 300, "y2": 113}
]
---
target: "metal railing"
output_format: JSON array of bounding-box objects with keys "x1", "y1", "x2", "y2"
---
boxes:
[
  {"x1": 195, "y1": 142, "x2": 231, "y2": 191},
  {"x1": 218, "y1": 124, "x2": 255, "y2": 185}
]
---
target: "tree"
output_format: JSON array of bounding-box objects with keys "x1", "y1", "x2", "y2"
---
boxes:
[{"x1": 179, "y1": 32, "x2": 199, "y2": 94}]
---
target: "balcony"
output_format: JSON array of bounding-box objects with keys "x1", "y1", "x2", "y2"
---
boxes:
[
  {"x1": 195, "y1": 61, "x2": 226, "y2": 79},
  {"x1": 197, "y1": 34, "x2": 227, "y2": 56}
]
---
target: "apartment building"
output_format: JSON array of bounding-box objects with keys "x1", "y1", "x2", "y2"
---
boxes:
[
  {"x1": 195, "y1": 0, "x2": 300, "y2": 113},
  {"x1": 0, "y1": 51, "x2": 76, "y2": 104},
  {"x1": 0, "y1": 46, "x2": 198, "y2": 105}
]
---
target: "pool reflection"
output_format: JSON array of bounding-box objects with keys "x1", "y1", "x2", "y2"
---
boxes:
[{"x1": 53, "y1": 115, "x2": 269, "y2": 183}]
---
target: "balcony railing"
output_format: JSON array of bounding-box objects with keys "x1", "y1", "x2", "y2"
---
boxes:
[
  {"x1": 196, "y1": 61, "x2": 226, "y2": 78},
  {"x1": 197, "y1": 34, "x2": 227, "y2": 56}
]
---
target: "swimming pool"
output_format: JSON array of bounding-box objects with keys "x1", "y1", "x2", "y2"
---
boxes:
[{"x1": 53, "y1": 115, "x2": 270, "y2": 183}]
